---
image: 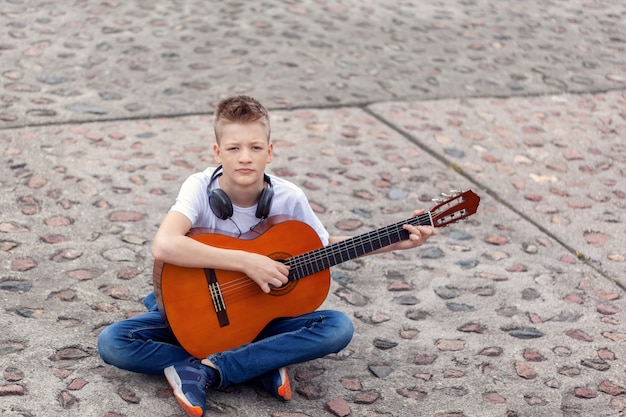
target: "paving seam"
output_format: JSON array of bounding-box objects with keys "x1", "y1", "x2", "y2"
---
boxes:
[
  {"x1": 2, "y1": 85, "x2": 625, "y2": 131},
  {"x1": 3, "y1": 91, "x2": 622, "y2": 291},
  {"x1": 362, "y1": 103, "x2": 626, "y2": 291}
]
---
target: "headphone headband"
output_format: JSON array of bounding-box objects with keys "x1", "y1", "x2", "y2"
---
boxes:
[{"x1": 207, "y1": 165, "x2": 274, "y2": 220}]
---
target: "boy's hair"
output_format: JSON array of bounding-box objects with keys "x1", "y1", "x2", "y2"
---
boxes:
[{"x1": 214, "y1": 95, "x2": 271, "y2": 143}]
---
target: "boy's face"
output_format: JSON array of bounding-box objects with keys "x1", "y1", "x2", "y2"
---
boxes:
[{"x1": 213, "y1": 121, "x2": 273, "y2": 187}]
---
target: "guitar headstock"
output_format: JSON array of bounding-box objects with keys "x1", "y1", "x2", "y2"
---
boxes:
[{"x1": 430, "y1": 190, "x2": 480, "y2": 228}]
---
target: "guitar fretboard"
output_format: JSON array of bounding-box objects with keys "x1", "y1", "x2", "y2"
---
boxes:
[{"x1": 285, "y1": 212, "x2": 433, "y2": 281}]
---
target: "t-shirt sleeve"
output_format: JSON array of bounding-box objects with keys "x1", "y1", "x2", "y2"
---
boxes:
[
  {"x1": 294, "y1": 195, "x2": 329, "y2": 246},
  {"x1": 271, "y1": 179, "x2": 330, "y2": 246},
  {"x1": 169, "y1": 173, "x2": 209, "y2": 226}
]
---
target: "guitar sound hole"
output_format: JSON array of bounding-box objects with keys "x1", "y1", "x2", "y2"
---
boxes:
[
  {"x1": 269, "y1": 251, "x2": 296, "y2": 296},
  {"x1": 269, "y1": 281, "x2": 297, "y2": 296}
]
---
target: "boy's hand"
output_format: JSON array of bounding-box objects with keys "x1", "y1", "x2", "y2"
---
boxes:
[
  {"x1": 391, "y1": 209, "x2": 438, "y2": 251},
  {"x1": 242, "y1": 252, "x2": 290, "y2": 294}
]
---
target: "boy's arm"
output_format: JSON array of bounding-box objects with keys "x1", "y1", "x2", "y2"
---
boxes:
[
  {"x1": 151, "y1": 211, "x2": 290, "y2": 293},
  {"x1": 328, "y1": 209, "x2": 437, "y2": 255}
]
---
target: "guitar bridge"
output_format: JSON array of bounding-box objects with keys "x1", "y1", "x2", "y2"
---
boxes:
[{"x1": 204, "y1": 268, "x2": 230, "y2": 327}]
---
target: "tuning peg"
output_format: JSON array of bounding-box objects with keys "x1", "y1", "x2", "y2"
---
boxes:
[
  {"x1": 440, "y1": 192, "x2": 452, "y2": 198},
  {"x1": 431, "y1": 198, "x2": 444, "y2": 203},
  {"x1": 450, "y1": 189, "x2": 461, "y2": 195}
]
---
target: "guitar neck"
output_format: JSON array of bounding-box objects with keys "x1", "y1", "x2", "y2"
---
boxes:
[{"x1": 286, "y1": 212, "x2": 433, "y2": 281}]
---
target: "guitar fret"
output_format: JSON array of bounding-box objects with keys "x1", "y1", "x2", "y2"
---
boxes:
[
  {"x1": 292, "y1": 262, "x2": 305, "y2": 281},
  {"x1": 314, "y1": 256, "x2": 324, "y2": 276},
  {"x1": 337, "y1": 241, "x2": 347, "y2": 263},
  {"x1": 287, "y1": 207, "x2": 466, "y2": 283}
]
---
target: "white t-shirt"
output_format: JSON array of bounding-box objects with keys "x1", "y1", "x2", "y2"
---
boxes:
[{"x1": 169, "y1": 166, "x2": 330, "y2": 246}]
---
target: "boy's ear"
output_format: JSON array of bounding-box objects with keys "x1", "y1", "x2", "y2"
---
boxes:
[{"x1": 213, "y1": 143, "x2": 221, "y2": 163}]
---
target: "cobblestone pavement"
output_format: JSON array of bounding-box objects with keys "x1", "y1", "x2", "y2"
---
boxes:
[
  {"x1": 1, "y1": 1, "x2": 626, "y2": 417},
  {"x1": 1, "y1": 0, "x2": 626, "y2": 125}
]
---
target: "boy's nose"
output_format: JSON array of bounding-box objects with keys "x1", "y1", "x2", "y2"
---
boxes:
[{"x1": 239, "y1": 148, "x2": 252, "y2": 161}]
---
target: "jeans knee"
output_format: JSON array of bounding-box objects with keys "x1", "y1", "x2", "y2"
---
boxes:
[
  {"x1": 326, "y1": 311, "x2": 354, "y2": 351},
  {"x1": 96, "y1": 325, "x2": 115, "y2": 364}
]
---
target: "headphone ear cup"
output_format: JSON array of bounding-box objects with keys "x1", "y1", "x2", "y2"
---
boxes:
[
  {"x1": 209, "y1": 189, "x2": 233, "y2": 220},
  {"x1": 255, "y1": 186, "x2": 274, "y2": 219}
]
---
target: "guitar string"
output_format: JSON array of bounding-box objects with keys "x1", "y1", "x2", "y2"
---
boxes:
[
  {"x1": 276, "y1": 212, "x2": 432, "y2": 279},
  {"x1": 217, "y1": 212, "x2": 434, "y2": 296},
  {"x1": 217, "y1": 197, "x2": 471, "y2": 301},
  {"x1": 216, "y1": 214, "x2": 425, "y2": 296},
  {"x1": 288, "y1": 214, "x2": 428, "y2": 272},
  {"x1": 217, "y1": 194, "x2": 472, "y2": 299},
  {"x1": 215, "y1": 212, "x2": 434, "y2": 299}
]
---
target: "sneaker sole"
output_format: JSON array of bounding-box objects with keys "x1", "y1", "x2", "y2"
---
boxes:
[
  {"x1": 164, "y1": 366, "x2": 205, "y2": 417},
  {"x1": 276, "y1": 367, "x2": 292, "y2": 401}
]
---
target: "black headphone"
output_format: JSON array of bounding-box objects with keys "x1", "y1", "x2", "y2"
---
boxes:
[{"x1": 207, "y1": 166, "x2": 274, "y2": 220}]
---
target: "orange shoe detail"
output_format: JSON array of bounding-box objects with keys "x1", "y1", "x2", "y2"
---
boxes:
[{"x1": 276, "y1": 367, "x2": 292, "y2": 401}]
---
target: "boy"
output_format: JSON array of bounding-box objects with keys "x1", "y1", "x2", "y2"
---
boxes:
[{"x1": 97, "y1": 95, "x2": 436, "y2": 417}]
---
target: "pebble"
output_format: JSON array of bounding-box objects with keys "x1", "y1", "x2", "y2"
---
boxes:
[
  {"x1": 574, "y1": 387, "x2": 597, "y2": 399},
  {"x1": 406, "y1": 309, "x2": 431, "y2": 321},
  {"x1": 397, "y1": 387, "x2": 427, "y2": 400},
  {"x1": 580, "y1": 359, "x2": 610, "y2": 372},
  {"x1": 118, "y1": 386, "x2": 140, "y2": 404},
  {"x1": 339, "y1": 377, "x2": 361, "y2": 391},
  {"x1": 109, "y1": 211, "x2": 145, "y2": 222},
  {"x1": 296, "y1": 384, "x2": 327, "y2": 400},
  {"x1": 483, "y1": 391, "x2": 506, "y2": 404},
  {"x1": 479, "y1": 347, "x2": 502, "y2": 357},
  {"x1": 373, "y1": 338, "x2": 398, "y2": 350},
  {"x1": 102, "y1": 247, "x2": 138, "y2": 262},
  {"x1": 325, "y1": 398, "x2": 350, "y2": 417},
  {"x1": 0, "y1": 280, "x2": 32, "y2": 292},
  {"x1": 505, "y1": 327, "x2": 544, "y2": 339},
  {"x1": 391, "y1": 295, "x2": 418, "y2": 305},
  {"x1": 434, "y1": 286, "x2": 460, "y2": 299},
  {"x1": 564, "y1": 329, "x2": 593, "y2": 342},
  {"x1": 421, "y1": 246, "x2": 445, "y2": 259},
  {"x1": 435, "y1": 339, "x2": 465, "y2": 351},
  {"x1": 515, "y1": 362, "x2": 537, "y2": 379},
  {"x1": 414, "y1": 353, "x2": 438, "y2": 365},
  {"x1": 0, "y1": 385, "x2": 25, "y2": 396},
  {"x1": 458, "y1": 323, "x2": 486, "y2": 334},
  {"x1": 447, "y1": 302, "x2": 475, "y2": 312},
  {"x1": 67, "y1": 378, "x2": 89, "y2": 391}
]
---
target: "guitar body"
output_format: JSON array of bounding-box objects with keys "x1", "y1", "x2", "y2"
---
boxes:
[{"x1": 153, "y1": 217, "x2": 329, "y2": 358}]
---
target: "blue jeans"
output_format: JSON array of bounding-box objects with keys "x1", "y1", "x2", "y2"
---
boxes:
[{"x1": 97, "y1": 292, "x2": 354, "y2": 389}]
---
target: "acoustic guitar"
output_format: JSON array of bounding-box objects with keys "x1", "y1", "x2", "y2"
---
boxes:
[{"x1": 153, "y1": 190, "x2": 480, "y2": 358}]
